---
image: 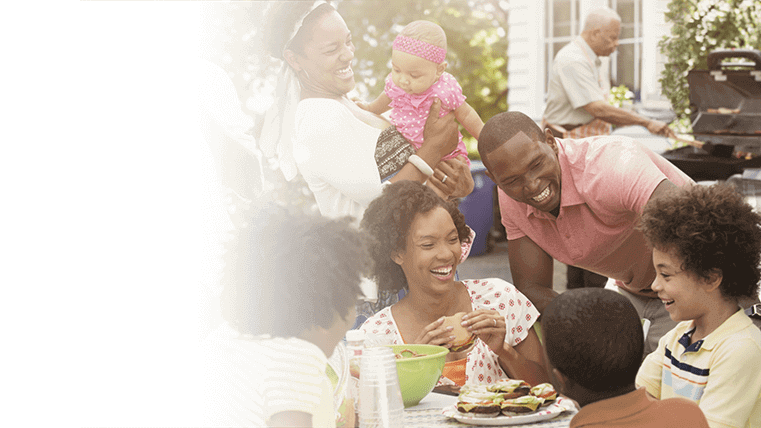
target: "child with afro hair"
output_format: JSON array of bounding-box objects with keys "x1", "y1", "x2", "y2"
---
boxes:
[{"x1": 635, "y1": 183, "x2": 761, "y2": 428}]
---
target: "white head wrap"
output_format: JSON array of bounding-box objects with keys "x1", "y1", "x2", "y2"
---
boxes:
[{"x1": 259, "y1": 0, "x2": 328, "y2": 181}]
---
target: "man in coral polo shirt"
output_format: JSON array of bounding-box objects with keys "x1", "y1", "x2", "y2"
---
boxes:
[{"x1": 477, "y1": 111, "x2": 692, "y2": 354}]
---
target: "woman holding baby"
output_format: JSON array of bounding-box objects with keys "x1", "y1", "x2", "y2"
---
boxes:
[
  {"x1": 261, "y1": 1, "x2": 482, "y2": 320},
  {"x1": 260, "y1": 1, "x2": 475, "y2": 222}
]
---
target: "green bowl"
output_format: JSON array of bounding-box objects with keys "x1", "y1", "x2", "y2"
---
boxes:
[{"x1": 386, "y1": 344, "x2": 449, "y2": 407}]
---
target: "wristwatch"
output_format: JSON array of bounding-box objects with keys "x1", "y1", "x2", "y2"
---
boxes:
[{"x1": 744, "y1": 303, "x2": 761, "y2": 319}]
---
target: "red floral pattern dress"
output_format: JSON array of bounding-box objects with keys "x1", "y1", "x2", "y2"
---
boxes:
[{"x1": 359, "y1": 278, "x2": 539, "y2": 386}]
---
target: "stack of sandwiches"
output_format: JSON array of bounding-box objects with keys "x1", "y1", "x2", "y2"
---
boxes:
[{"x1": 456, "y1": 380, "x2": 558, "y2": 417}]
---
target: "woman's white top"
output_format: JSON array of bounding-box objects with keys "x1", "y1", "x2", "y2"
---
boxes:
[{"x1": 293, "y1": 98, "x2": 384, "y2": 221}]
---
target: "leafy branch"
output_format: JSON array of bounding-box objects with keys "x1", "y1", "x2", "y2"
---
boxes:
[{"x1": 658, "y1": 0, "x2": 761, "y2": 131}]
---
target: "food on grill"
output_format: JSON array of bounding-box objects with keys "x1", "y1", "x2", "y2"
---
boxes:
[
  {"x1": 500, "y1": 395, "x2": 545, "y2": 415},
  {"x1": 442, "y1": 312, "x2": 476, "y2": 352},
  {"x1": 530, "y1": 383, "x2": 558, "y2": 406},
  {"x1": 707, "y1": 107, "x2": 741, "y2": 114},
  {"x1": 487, "y1": 379, "x2": 531, "y2": 398},
  {"x1": 712, "y1": 129, "x2": 748, "y2": 134},
  {"x1": 735, "y1": 151, "x2": 755, "y2": 160}
]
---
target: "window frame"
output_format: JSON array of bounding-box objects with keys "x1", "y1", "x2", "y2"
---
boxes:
[
  {"x1": 544, "y1": 0, "x2": 581, "y2": 96},
  {"x1": 609, "y1": 0, "x2": 643, "y2": 98},
  {"x1": 543, "y1": 0, "x2": 644, "y2": 100}
]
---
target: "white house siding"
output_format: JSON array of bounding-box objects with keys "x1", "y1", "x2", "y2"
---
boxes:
[
  {"x1": 641, "y1": 0, "x2": 674, "y2": 107},
  {"x1": 506, "y1": 0, "x2": 544, "y2": 120}
]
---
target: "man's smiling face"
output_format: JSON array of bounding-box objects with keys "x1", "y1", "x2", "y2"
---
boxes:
[{"x1": 485, "y1": 130, "x2": 563, "y2": 213}]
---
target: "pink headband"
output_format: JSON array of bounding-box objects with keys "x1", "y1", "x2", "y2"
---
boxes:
[{"x1": 392, "y1": 35, "x2": 446, "y2": 63}]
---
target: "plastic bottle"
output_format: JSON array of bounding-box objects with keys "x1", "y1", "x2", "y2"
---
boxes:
[{"x1": 345, "y1": 329, "x2": 365, "y2": 427}]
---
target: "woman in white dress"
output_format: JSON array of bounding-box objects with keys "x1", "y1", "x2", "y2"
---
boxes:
[{"x1": 260, "y1": 1, "x2": 473, "y2": 222}]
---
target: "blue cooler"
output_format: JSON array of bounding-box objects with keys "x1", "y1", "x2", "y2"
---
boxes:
[{"x1": 458, "y1": 160, "x2": 496, "y2": 257}]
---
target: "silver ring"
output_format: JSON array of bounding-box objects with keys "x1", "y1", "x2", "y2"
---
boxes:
[
  {"x1": 442, "y1": 174, "x2": 448, "y2": 184},
  {"x1": 493, "y1": 318, "x2": 497, "y2": 327}
]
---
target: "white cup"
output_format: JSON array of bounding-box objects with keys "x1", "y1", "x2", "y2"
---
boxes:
[{"x1": 358, "y1": 347, "x2": 404, "y2": 428}]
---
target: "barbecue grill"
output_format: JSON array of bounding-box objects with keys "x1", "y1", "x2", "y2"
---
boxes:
[{"x1": 661, "y1": 49, "x2": 761, "y2": 181}]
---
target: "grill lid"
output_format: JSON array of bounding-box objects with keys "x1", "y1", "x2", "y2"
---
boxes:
[{"x1": 688, "y1": 49, "x2": 761, "y2": 138}]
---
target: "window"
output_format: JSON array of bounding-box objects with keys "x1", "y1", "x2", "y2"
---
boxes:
[
  {"x1": 544, "y1": 0, "x2": 580, "y2": 94},
  {"x1": 609, "y1": 0, "x2": 643, "y2": 99},
  {"x1": 543, "y1": 0, "x2": 643, "y2": 100}
]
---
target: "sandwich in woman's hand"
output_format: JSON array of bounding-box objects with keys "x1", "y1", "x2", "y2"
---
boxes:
[{"x1": 442, "y1": 312, "x2": 476, "y2": 352}]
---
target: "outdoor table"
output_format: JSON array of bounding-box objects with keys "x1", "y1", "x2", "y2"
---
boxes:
[{"x1": 403, "y1": 391, "x2": 577, "y2": 428}]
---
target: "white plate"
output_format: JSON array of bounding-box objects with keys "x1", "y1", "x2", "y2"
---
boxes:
[{"x1": 444, "y1": 398, "x2": 569, "y2": 426}]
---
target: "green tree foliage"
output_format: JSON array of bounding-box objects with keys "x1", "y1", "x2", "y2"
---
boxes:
[
  {"x1": 337, "y1": 0, "x2": 508, "y2": 158},
  {"x1": 201, "y1": 0, "x2": 508, "y2": 159},
  {"x1": 659, "y1": 0, "x2": 761, "y2": 129},
  {"x1": 199, "y1": 1, "x2": 275, "y2": 120}
]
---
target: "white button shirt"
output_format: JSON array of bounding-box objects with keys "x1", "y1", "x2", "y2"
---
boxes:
[{"x1": 543, "y1": 37, "x2": 606, "y2": 127}]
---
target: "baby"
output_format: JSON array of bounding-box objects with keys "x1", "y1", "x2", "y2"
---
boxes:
[{"x1": 360, "y1": 20, "x2": 484, "y2": 166}]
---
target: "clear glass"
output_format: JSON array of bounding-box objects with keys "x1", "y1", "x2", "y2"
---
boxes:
[{"x1": 358, "y1": 347, "x2": 404, "y2": 428}]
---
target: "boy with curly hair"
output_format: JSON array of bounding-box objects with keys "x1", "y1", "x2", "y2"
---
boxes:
[{"x1": 636, "y1": 183, "x2": 761, "y2": 428}]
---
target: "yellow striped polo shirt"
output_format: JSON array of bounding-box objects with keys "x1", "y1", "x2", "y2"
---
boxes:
[{"x1": 636, "y1": 310, "x2": 761, "y2": 428}]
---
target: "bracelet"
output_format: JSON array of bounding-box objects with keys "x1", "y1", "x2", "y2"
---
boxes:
[{"x1": 407, "y1": 154, "x2": 434, "y2": 177}]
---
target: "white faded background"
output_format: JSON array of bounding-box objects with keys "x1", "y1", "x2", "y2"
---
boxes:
[
  {"x1": 9, "y1": 1, "x2": 758, "y2": 426},
  {"x1": 5, "y1": 2, "x2": 226, "y2": 426}
]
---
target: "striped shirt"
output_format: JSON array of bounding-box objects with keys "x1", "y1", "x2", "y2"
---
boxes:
[
  {"x1": 636, "y1": 310, "x2": 761, "y2": 428},
  {"x1": 202, "y1": 323, "x2": 335, "y2": 427}
]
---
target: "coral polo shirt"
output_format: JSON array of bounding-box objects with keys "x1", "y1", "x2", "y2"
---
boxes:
[{"x1": 498, "y1": 136, "x2": 692, "y2": 296}]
